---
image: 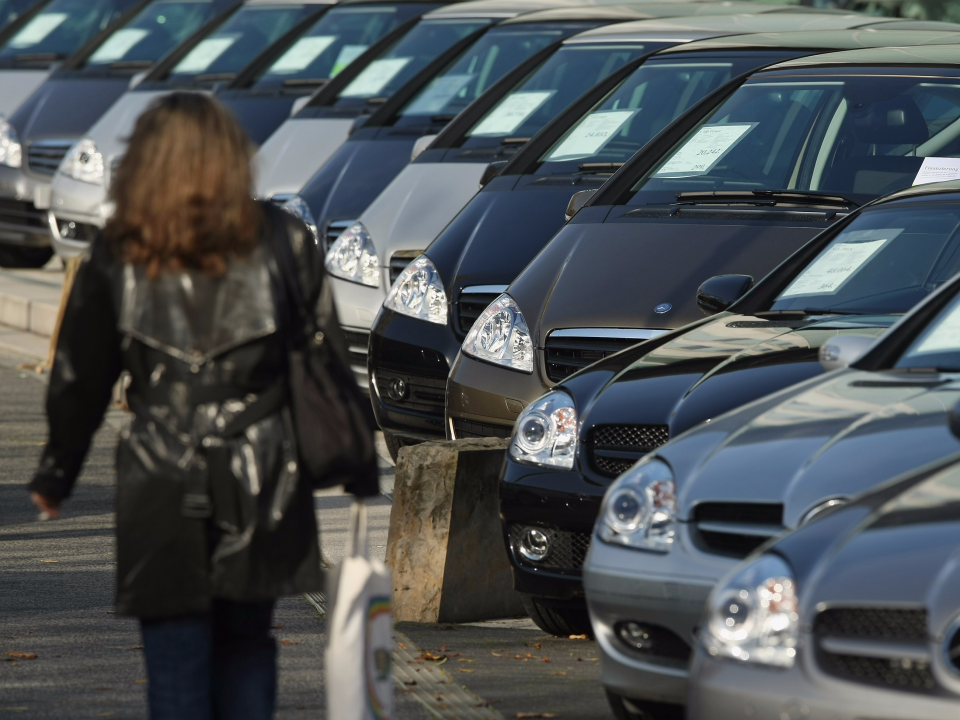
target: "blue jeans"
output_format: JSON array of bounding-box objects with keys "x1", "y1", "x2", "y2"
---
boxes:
[{"x1": 140, "y1": 599, "x2": 277, "y2": 720}]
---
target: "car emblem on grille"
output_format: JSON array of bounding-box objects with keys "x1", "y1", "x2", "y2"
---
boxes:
[{"x1": 654, "y1": 303, "x2": 672, "y2": 314}]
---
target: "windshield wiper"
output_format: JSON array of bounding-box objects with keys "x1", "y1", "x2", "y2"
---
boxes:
[
  {"x1": 194, "y1": 72, "x2": 235, "y2": 84},
  {"x1": 755, "y1": 308, "x2": 870, "y2": 318},
  {"x1": 109, "y1": 60, "x2": 152, "y2": 70},
  {"x1": 676, "y1": 189, "x2": 858, "y2": 208},
  {"x1": 578, "y1": 162, "x2": 622, "y2": 174},
  {"x1": 282, "y1": 77, "x2": 327, "y2": 87},
  {"x1": 13, "y1": 52, "x2": 63, "y2": 63},
  {"x1": 500, "y1": 137, "x2": 529, "y2": 145}
]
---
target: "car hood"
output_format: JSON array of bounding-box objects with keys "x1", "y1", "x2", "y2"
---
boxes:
[
  {"x1": 218, "y1": 92, "x2": 297, "y2": 146},
  {"x1": 577, "y1": 313, "x2": 896, "y2": 440},
  {"x1": 532, "y1": 214, "x2": 836, "y2": 337},
  {"x1": 12, "y1": 75, "x2": 131, "y2": 141},
  {"x1": 254, "y1": 117, "x2": 353, "y2": 200},
  {"x1": 0, "y1": 69, "x2": 50, "y2": 118},
  {"x1": 86, "y1": 89, "x2": 178, "y2": 165},
  {"x1": 658, "y1": 368, "x2": 960, "y2": 528}
]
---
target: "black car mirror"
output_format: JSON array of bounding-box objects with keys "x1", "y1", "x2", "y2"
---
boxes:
[
  {"x1": 479, "y1": 160, "x2": 508, "y2": 188},
  {"x1": 696, "y1": 275, "x2": 754, "y2": 315},
  {"x1": 565, "y1": 189, "x2": 596, "y2": 221},
  {"x1": 949, "y1": 399, "x2": 960, "y2": 442},
  {"x1": 818, "y1": 335, "x2": 875, "y2": 372}
]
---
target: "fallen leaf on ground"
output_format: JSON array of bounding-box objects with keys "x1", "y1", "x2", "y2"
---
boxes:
[
  {"x1": 458, "y1": 668, "x2": 474, "y2": 673},
  {"x1": 39, "y1": 560, "x2": 58, "y2": 564},
  {"x1": 278, "y1": 640, "x2": 301, "y2": 646},
  {"x1": 130, "y1": 646, "x2": 143, "y2": 650},
  {"x1": 403, "y1": 680, "x2": 417, "y2": 686},
  {"x1": 135, "y1": 680, "x2": 147, "y2": 684},
  {"x1": 398, "y1": 642, "x2": 407, "y2": 650},
  {"x1": 542, "y1": 658, "x2": 550, "y2": 663},
  {"x1": 4, "y1": 652, "x2": 37, "y2": 661},
  {"x1": 516, "y1": 713, "x2": 557, "y2": 718},
  {"x1": 271, "y1": 625, "x2": 284, "y2": 630},
  {"x1": 456, "y1": 659, "x2": 475, "y2": 663},
  {"x1": 491, "y1": 652, "x2": 503, "y2": 657},
  {"x1": 527, "y1": 642, "x2": 542, "y2": 650},
  {"x1": 568, "y1": 634, "x2": 588, "y2": 640},
  {"x1": 551, "y1": 671, "x2": 567, "y2": 676}
]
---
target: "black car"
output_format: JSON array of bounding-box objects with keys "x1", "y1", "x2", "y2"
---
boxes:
[
  {"x1": 367, "y1": 24, "x2": 960, "y2": 455},
  {"x1": 498, "y1": 178, "x2": 960, "y2": 638}
]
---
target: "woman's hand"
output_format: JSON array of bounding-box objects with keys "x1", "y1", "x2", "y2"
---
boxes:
[{"x1": 31, "y1": 492, "x2": 61, "y2": 520}]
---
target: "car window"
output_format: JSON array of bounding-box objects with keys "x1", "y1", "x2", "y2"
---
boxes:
[
  {"x1": 168, "y1": 2, "x2": 314, "y2": 81},
  {"x1": 396, "y1": 24, "x2": 583, "y2": 123},
  {"x1": 537, "y1": 56, "x2": 765, "y2": 174},
  {"x1": 769, "y1": 205, "x2": 960, "y2": 315},
  {"x1": 86, "y1": 0, "x2": 225, "y2": 69},
  {"x1": 630, "y1": 73, "x2": 960, "y2": 206},
  {"x1": 337, "y1": 17, "x2": 490, "y2": 101},
  {"x1": 461, "y1": 42, "x2": 650, "y2": 147},
  {"x1": 844, "y1": 0, "x2": 960, "y2": 23},
  {"x1": 895, "y1": 282, "x2": 960, "y2": 371},
  {"x1": 0, "y1": 0, "x2": 39, "y2": 32},
  {"x1": 0, "y1": 0, "x2": 138, "y2": 60},
  {"x1": 254, "y1": 2, "x2": 428, "y2": 87}
]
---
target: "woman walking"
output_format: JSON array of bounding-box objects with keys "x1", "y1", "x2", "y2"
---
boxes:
[{"x1": 28, "y1": 93, "x2": 376, "y2": 719}]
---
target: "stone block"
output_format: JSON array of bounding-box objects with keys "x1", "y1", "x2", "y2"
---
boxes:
[
  {"x1": 0, "y1": 291, "x2": 29, "y2": 331},
  {"x1": 386, "y1": 437, "x2": 523, "y2": 623}
]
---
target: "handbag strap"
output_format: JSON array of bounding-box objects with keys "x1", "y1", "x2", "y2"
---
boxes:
[
  {"x1": 264, "y1": 204, "x2": 318, "y2": 344},
  {"x1": 347, "y1": 500, "x2": 368, "y2": 559}
]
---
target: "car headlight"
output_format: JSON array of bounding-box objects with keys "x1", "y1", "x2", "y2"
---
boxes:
[
  {"x1": 597, "y1": 458, "x2": 676, "y2": 552},
  {"x1": 509, "y1": 390, "x2": 577, "y2": 469},
  {"x1": 704, "y1": 553, "x2": 799, "y2": 668},
  {"x1": 384, "y1": 254, "x2": 447, "y2": 325},
  {"x1": 0, "y1": 116, "x2": 21, "y2": 168},
  {"x1": 59, "y1": 138, "x2": 104, "y2": 185},
  {"x1": 461, "y1": 293, "x2": 533, "y2": 373},
  {"x1": 324, "y1": 221, "x2": 380, "y2": 287},
  {"x1": 281, "y1": 194, "x2": 318, "y2": 245}
]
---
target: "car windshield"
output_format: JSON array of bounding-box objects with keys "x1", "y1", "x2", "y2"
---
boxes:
[
  {"x1": 0, "y1": 0, "x2": 137, "y2": 60},
  {"x1": 461, "y1": 42, "x2": 651, "y2": 147},
  {"x1": 396, "y1": 23, "x2": 587, "y2": 124},
  {"x1": 769, "y1": 204, "x2": 960, "y2": 315},
  {"x1": 630, "y1": 70, "x2": 960, "y2": 206},
  {"x1": 0, "y1": 0, "x2": 39, "y2": 33},
  {"x1": 537, "y1": 55, "x2": 768, "y2": 175},
  {"x1": 168, "y1": 2, "x2": 314, "y2": 82},
  {"x1": 336, "y1": 16, "x2": 491, "y2": 101},
  {"x1": 895, "y1": 280, "x2": 960, "y2": 371},
  {"x1": 254, "y1": 2, "x2": 428, "y2": 87},
  {"x1": 846, "y1": 0, "x2": 960, "y2": 22},
  {"x1": 86, "y1": 0, "x2": 225, "y2": 69}
]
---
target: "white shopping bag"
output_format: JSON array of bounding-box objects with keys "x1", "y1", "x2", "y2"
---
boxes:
[{"x1": 326, "y1": 500, "x2": 394, "y2": 720}]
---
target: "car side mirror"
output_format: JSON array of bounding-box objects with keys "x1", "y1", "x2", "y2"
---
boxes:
[
  {"x1": 479, "y1": 160, "x2": 507, "y2": 188},
  {"x1": 411, "y1": 134, "x2": 437, "y2": 162},
  {"x1": 949, "y1": 399, "x2": 960, "y2": 442},
  {"x1": 565, "y1": 189, "x2": 597, "y2": 221},
  {"x1": 819, "y1": 335, "x2": 875, "y2": 372},
  {"x1": 696, "y1": 275, "x2": 754, "y2": 315}
]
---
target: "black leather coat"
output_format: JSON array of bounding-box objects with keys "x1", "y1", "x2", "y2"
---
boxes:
[{"x1": 30, "y1": 207, "x2": 366, "y2": 619}]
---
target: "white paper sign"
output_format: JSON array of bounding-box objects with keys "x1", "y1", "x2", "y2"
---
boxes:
[
  {"x1": 546, "y1": 109, "x2": 636, "y2": 161},
  {"x1": 89, "y1": 28, "x2": 150, "y2": 63},
  {"x1": 913, "y1": 156, "x2": 960, "y2": 186},
  {"x1": 469, "y1": 90, "x2": 554, "y2": 137},
  {"x1": 404, "y1": 73, "x2": 474, "y2": 115},
  {"x1": 173, "y1": 35, "x2": 237, "y2": 74},
  {"x1": 780, "y1": 228, "x2": 903, "y2": 297},
  {"x1": 340, "y1": 57, "x2": 411, "y2": 97},
  {"x1": 268, "y1": 35, "x2": 336, "y2": 74},
  {"x1": 915, "y1": 299, "x2": 960, "y2": 354},
  {"x1": 9, "y1": 13, "x2": 67, "y2": 48},
  {"x1": 332, "y1": 44, "x2": 367, "y2": 76},
  {"x1": 654, "y1": 123, "x2": 756, "y2": 177}
]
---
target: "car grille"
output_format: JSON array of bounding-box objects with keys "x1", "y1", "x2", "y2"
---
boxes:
[
  {"x1": 323, "y1": 219, "x2": 354, "y2": 253},
  {"x1": 544, "y1": 330, "x2": 662, "y2": 383},
  {"x1": 0, "y1": 199, "x2": 46, "y2": 229},
  {"x1": 456, "y1": 286, "x2": 505, "y2": 336},
  {"x1": 389, "y1": 250, "x2": 420, "y2": 285},
  {"x1": 692, "y1": 502, "x2": 782, "y2": 558},
  {"x1": 27, "y1": 139, "x2": 74, "y2": 175},
  {"x1": 814, "y1": 607, "x2": 934, "y2": 693},
  {"x1": 452, "y1": 418, "x2": 511, "y2": 439},
  {"x1": 374, "y1": 368, "x2": 445, "y2": 417},
  {"x1": 508, "y1": 523, "x2": 591, "y2": 575},
  {"x1": 342, "y1": 329, "x2": 369, "y2": 373},
  {"x1": 587, "y1": 424, "x2": 669, "y2": 478}
]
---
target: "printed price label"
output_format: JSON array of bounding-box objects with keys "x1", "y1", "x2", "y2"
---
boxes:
[
  {"x1": 546, "y1": 110, "x2": 636, "y2": 161},
  {"x1": 780, "y1": 229, "x2": 902, "y2": 297},
  {"x1": 9, "y1": 13, "x2": 67, "y2": 48},
  {"x1": 470, "y1": 90, "x2": 554, "y2": 136},
  {"x1": 269, "y1": 36, "x2": 336, "y2": 74},
  {"x1": 913, "y1": 157, "x2": 960, "y2": 186},
  {"x1": 174, "y1": 35, "x2": 238, "y2": 74},
  {"x1": 340, "y1": 57, "x2": 411, "y2": 97},
  {"x1": 915, "y1": 299, "x2": 960, "y2": 354},
  {"x1": 404, "y1": 73, "x2": 474, "y2": 115},
  {"x1": 331, "y1": 44, "x2": 367, "y2": 76},
  {"x1": 89, "y1": 28, "x2": 150, "y2": 63},
  {"x1": 654, "y1": 123, "x2": 756, "y2": 177}
]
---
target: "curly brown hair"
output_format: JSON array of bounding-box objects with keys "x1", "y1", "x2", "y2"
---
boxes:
[{"x1": 104, "y1": 92, "x2": 262, "y2": 278}]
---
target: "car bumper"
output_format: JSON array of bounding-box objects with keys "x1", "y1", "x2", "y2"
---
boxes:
[
  {"x1": 330, "y1": 274, "x2": 390, "y2": 394},
  {"x1": 0, "y1": 166, "x2": 53, "y2": 247},
  {"x1": 583, "y1": 523, "x2": 733, "y2": 706},
  {"x1": 49, "y1": 172, "x2": 108, "y2": 257},
  {"x1": 688, "y1": 646, "x2": 960, "y2": 720}
]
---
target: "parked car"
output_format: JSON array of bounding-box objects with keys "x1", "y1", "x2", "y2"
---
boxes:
[
  {"x1": 445, "y1": 41, "x2": 960, "y2": 442},
  {"x1": 367, "y1": 21, "x2": 960, "y2": 455},
  {"x1": 47, "y1": 0, "x2": 331, "y2": 259},
  {"x1": 0, "y1": 0, "x2": 239, "y2": 268},
  {"x1": 688, "y1": 445, "x2": 960, "y2": 720},
  {"x1": 579, "y1": 191, "x2": 960, "y2": 717},
  {"x1": 216, "y1": 0, "x2": 442, "y2": 146},
  {"x1": 0, "y1": 0, "x2": 44, "y2": 33}
]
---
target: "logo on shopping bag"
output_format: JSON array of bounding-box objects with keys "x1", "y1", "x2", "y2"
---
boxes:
[{"x1": 366, "y1": 596, "x2": 393, "y2": 719}]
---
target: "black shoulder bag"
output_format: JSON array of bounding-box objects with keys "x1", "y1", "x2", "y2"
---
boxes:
[{"x1": 267, "y1": 208, "x2": 379, "y2": 494}]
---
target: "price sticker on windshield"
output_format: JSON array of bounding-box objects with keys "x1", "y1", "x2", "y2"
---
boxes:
[
  {"x1": 174, "y1": 35, "x2": 238, "y2": 74},
  {"x1": 780, "y1": 228, "x2": 903, "y2": 298},
  {"x1": 915, "y1": 299, "x2": 960, "y2": 354},
  {"x1": 89, "y1": 28, "x2": 149, "y2": 63},
  {"x1": 469, "y1": 90, "x2": 555, "y2": 137},
  {"x1": 654, "y1": 123, "x2": 756, "y2": 177},
  {"x1": 340, "y1": 57, "x2": 411, "y2": 97},
  {"x1": 913, "y1": 157, "x2": 960, "y2": 186},
  {"x1": 269, "y1": 36, "x2": 336, "y2": 74},
  {"x1": 404, "y1": 74, "x2": 474, "y2": 115},
  {"x1": 546, "y1": 110, "x2": 636, "y2": 161},
  {"x1": 9, "y1": 12, "x2": 68, "y2": 48}
]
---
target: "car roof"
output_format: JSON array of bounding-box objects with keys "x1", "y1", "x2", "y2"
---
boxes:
[
  {"x1": 245, "y1": 0, "x2": 335, "y2": 5},
  {"x1": 873, "y1": 179, "x2": 960, "y2": 204},
  {"x1": 425, "y1": 0, "x2": 699, "y2": 20},
  {"x1": 498, "y1": 1, "x2": 793, "y2": 26},
  {"x1": 767, "y1": 41, "x2": 960, "y2": 69},
  {"x1": 657, "y1": 26, "x2": 960, "y2": 54}
]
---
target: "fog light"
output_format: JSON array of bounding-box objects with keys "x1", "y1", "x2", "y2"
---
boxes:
[
  {"x1": 58, "y1": 220, "x2": 77, "y2": 239},
  {"x1": 518, "y1": 527, "x2": 550, "y2": 562},
  {"x1": 618, "y1": 621, "x2": 654, "y2": 651},
  {"x1": 387, "y1": 377, "x2": 408, "y2": 401}
]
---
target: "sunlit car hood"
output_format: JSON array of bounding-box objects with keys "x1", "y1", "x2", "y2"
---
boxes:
[
  {"x1": 0, "y1": 69, "x2": 50, "y2": 117},
  {"x1": 11, "y1": 75, "x2": 133, "y2": 140},
  {"x1": 254, "y1": 117, "x2": 353, "y2": 200}
]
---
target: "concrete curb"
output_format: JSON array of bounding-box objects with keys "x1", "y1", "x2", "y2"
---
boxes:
[{"x1": 0, "y1": 290, "x2": 58, "y2": 337}]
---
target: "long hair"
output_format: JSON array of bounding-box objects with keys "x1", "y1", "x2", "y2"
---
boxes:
[{"x1": 104, "y1": 92, "x2": 261, "y2": 278}]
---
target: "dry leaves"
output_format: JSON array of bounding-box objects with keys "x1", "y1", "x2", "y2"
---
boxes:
[
  {"x1": 568, "y1": 634, "x2": 588, "y2": 640},
  {"x1": 458, "y1": 668, "x2": 474, "y2": 673},
  {"x1": 4, "y1": 651, "x2": 37, "y2": 661},
  {"x1": 516, "y1": 714, "x2": 557, "y2": 718},
  {"x1": 278, "y1": 640, "x2": 301, "y2": 646}
]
